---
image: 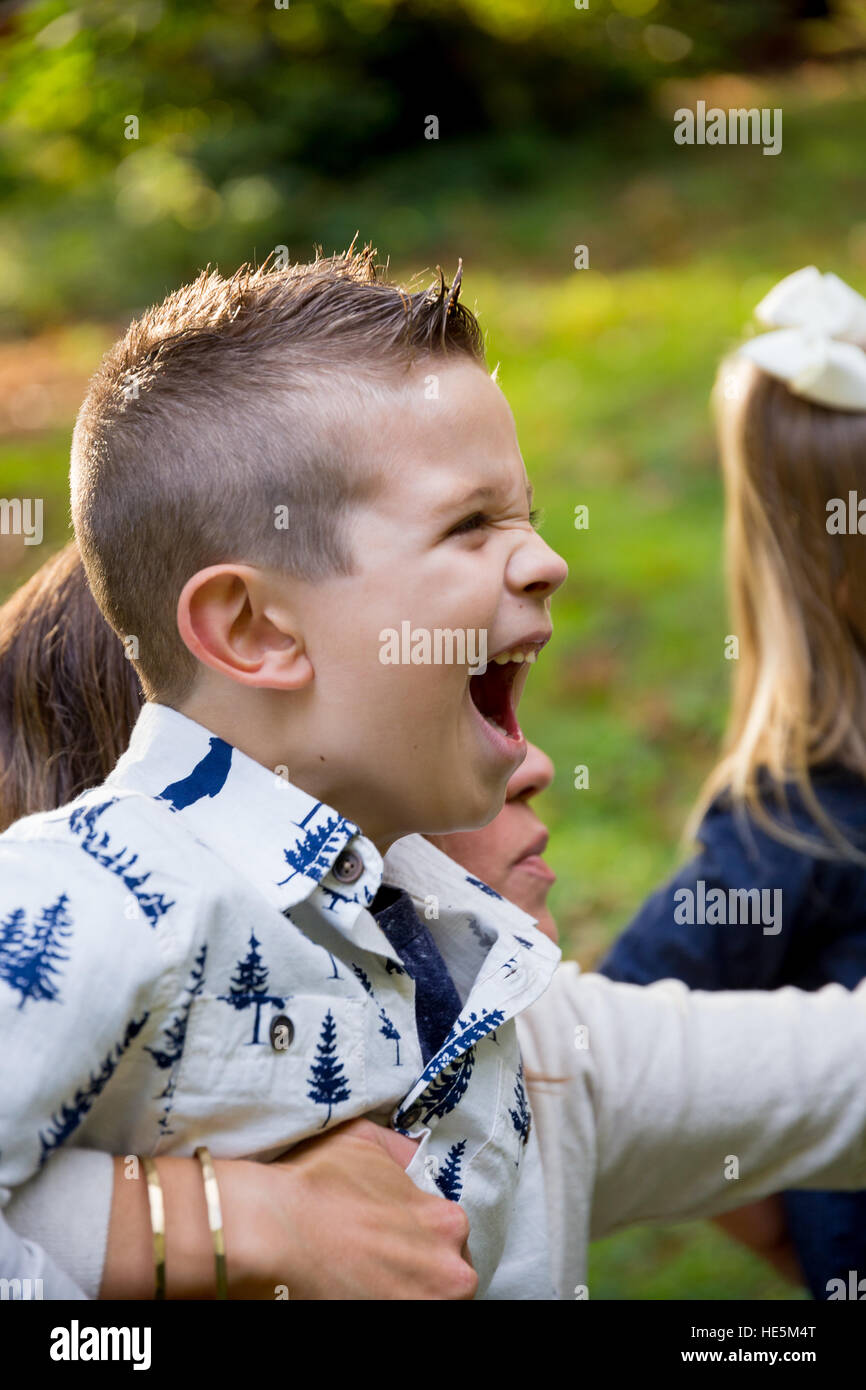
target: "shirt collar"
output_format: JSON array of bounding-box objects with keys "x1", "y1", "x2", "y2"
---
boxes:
[
  {"x1": 383, "y1": 830, "x2": 562, "y2": 969},
  {"x1": 106, "y1": 702, "x2": 384, "y2": 915}
]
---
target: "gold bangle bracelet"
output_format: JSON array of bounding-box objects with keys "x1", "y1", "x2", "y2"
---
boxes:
[
  {"x1": 140, "y1": 1156, "x2": 166, "y2": 1301},
  {"x1": 194, "y1": 1145, "x2": 228, "y2": 1300}
]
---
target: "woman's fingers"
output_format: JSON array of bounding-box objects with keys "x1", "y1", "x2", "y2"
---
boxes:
[
  {"x1": 244, "y1": 1120, "x2": 477, "y2": 1298},
  {"x1": 335, "y1": 1116, "x2": 420, "y2": 1168}
]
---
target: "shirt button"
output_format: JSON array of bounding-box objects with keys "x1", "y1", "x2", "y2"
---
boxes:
[
  {"x1": 332, "y1": 849, "x2": 364, "y2": 884},
  {"x1": 269, "y1": 1014, "x2": 295, "y2": 1051}
]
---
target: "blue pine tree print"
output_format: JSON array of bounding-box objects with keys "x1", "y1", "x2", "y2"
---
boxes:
[
  {"x1": 307, "y1": 1009, "x2": 351, "y2": 1127},
  {"x1": 284, "y1": 908, "x2": 343, "y2": 976},
  {"x1": 513, "y1": 935, "x2": 535, "y2": 950},
  {"x1": 465, "y1": 874, "x2": 502, "y2": 900},
  {"x1": 145, "y1": 945, "x2": 207, "y2": 1070},
  {"x1": 384, "y1": 957, "x2": 405, "y2": 976},
  {"x1": 379, "y1": 1007, "x2": 401, "y2": 1065},
  {"x1": 419, "y1": 1047, "x2": 475, "y2": 1123},
  {"x1": 157, "y1": 737, "x2": 232, "y2": 811},
  {"x1": 218, "y1": 933, "x2": 285, "y2": 1044},
  {"x1": 350, "y1": 963, "x2": 400, "y2": 1062},
  {"x1": 433, "y1": 1140, "x2": 467, "y2": 1202},
  {"x1": 155, "y1": 1073, "x2": 179, "y2": 1140},
  {"x1": 351, "y1": 963, "x2": 373, "y2": 994},
  {"x1": 150, "y1": 950, "x2": 208, "y2": 1141},
  {"x1": 0, "y1": 905, "x2": 27, "y2": 956},
  {"x1": 68, "y1": 801, "x2": 175, "y2": 926},
  {"x1": 508, "y1": 1064, "x2": 531, "y2": 1160},
  {"x1": 415, "y1": 1008, "x2": 506, "y2": 1089},
  {"x1": 39, "y1": 1012, "x2": 151, "y2": 1162},
  {"x1": 278, "y1": 808, "x2": 353, "y2": 886},
  {"x1": 319, "y1": 884, "x2": 362, "y2": 912},
  {"x1": 0, "y1": 894, "x2": 73, "y2": 1009},
  {"x1": 465, "y1": 916, "x2": 495, "y2": 948}
]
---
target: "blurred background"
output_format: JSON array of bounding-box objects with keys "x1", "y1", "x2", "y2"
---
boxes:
[{"x1": 3, "y1": 0, "x2": 866, "y2": 1299}]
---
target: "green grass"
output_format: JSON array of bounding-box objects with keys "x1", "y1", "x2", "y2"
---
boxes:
[{"x1": 2, "y1": 72, "x2": 861, "y2": 1300}]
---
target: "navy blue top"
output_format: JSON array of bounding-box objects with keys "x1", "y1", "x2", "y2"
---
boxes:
[
  {"x1": 371, "y1": 884, "x2": 462, "y2": 1065},
  {"x1": 598, "y1": 764, "x2": 866, "y2": 1300}
]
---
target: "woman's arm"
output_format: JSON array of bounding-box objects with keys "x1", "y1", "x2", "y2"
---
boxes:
[
  {"x1": 103, "y1": 1121, "x2": 475, "y2": 1300},
  {"x1": 8, "y1": 1121, "x2": 476, "y2": 1301},
  {"x1": 711, "y1": 1199, "x2": 804, "y2": 1285},
  {"x1": 520, "y1": 965, "x2": 866, "y2": 1244}
]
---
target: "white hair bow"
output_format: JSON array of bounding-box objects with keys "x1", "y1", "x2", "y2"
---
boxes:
[{"x1": 738, "y1": 266, "x2": 866, "y2": 411}]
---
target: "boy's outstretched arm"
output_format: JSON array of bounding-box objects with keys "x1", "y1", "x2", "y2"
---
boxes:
[{"x1": 518, "y1": 962, "x2": 866, "y2": 1294}]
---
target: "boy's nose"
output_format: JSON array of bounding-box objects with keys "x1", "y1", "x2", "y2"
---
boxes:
[{"x1": 510, "y1": 533, "x2": 568, "y2": 599}]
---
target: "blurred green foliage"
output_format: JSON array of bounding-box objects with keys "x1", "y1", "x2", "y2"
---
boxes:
[
  {"x1": 0, "y1": 0, "x2": 862, "y2": 327},
  {"x1": 2, "y1": 0, "x2": 864, "y2": 1302}
]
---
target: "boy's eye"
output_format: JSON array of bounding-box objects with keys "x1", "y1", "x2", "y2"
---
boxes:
[
  {"x1": 448, "y1": 507, "x2": 542, "y2": 538},
  {"x1": 449, "y1": 512, "x2": 487, "y2": 536}
]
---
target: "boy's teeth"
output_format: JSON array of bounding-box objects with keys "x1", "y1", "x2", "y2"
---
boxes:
[
  {"x1": 484, "y1": 713, "x2": 509, "y2": 735},
  {"x1": 492, "y1": 648, "x2": 537, "y2": 665}
]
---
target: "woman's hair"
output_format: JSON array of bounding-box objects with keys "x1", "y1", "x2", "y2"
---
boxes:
[
  {"x1": 687, "y1": 353, "x2": 866, "y2": 861},
  {"x1": 0, "y1": 541, "x2": 143, "y2": 831}
]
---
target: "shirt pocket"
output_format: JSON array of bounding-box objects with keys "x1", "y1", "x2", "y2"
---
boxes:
[{"x1": 159, "y1": 991, "x2": 368, "y2": 1156}]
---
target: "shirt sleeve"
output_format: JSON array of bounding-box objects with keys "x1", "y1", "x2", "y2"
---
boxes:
[
  {"x1": 4, "y1": 1149, "x2": 114, "y2": 1300},
  {"x1": 519, "y1": 963, "x2": 866, "y2": 1241},
  {"x1": 0, "y1": 1209, "x2": 88, "y2": 1300},
  {"x1": 0, "y1": 837, "x2": 174, "y2": 1193},
  {"x1": 597, "y1": 805, "x2": 817, "y2": 990}
]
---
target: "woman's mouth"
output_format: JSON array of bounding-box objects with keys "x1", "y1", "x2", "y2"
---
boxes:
[{"x1": 511, "y1": 827, "x2": 556, "y2": 883}]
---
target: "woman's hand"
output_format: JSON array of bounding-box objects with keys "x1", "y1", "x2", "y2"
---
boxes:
[
  {"x1": 224, "y1": 1119, "x2": 476, "y2": 1300},
  {"x1": 102, "y1": 1119, "x2": 477, "y2": 1301}
]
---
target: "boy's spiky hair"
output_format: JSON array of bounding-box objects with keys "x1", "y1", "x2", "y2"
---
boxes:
[{"x1": 70, "y1": 243, "x2": 486, "y2": 702}]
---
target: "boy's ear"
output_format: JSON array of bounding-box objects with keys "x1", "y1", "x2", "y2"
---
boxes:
[{"x1": 177, "y1": 564, "x2": 313, "y2": 690}]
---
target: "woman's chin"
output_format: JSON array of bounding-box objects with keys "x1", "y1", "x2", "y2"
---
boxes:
[
  {"x1": 527, "y1": 907, "x2": 558, "y2": 945},
  {"x1": 503, "y1": 868, "x2": 558, "y2": 943}
]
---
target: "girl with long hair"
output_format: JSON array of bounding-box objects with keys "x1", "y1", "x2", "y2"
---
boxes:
[{"x1": 601, "y1": 267, "x2": 866, "y2": 1299}]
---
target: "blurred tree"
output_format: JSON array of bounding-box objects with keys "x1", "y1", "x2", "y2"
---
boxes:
[{"x1": 0, "y1": 0, "x2": 862, "y2": 327}]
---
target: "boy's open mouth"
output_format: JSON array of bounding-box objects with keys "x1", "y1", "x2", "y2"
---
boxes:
[
  {"x1": 468, "y1": 639, "x2": 546, "y2": 742},
  {"x1": 469, "y1": 659, "x2": 523, "y2": 740}
]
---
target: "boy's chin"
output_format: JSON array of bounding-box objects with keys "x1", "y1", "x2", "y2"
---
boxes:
[{"x1": 427, "y1": 784, "x2": 507, "y2": 837}]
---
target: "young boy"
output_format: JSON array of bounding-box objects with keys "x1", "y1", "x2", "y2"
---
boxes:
[
  {"x1": 3, "y1": 248, "x2": 866, "y2": 1301},
  {"x1": 0, "y1": 247, "x2": 567, "y2": 1300}
]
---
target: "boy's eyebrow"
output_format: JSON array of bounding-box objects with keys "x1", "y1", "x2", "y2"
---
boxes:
[{"x1": 437, "y1": 482, "x2": 535, "y2": 515}]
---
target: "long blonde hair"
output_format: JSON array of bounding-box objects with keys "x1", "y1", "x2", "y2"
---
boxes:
[{"x1": 688, "y1": 352, "x2": 866, "y2": 861}]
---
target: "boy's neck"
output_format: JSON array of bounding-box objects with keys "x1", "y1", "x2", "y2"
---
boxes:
[{"x1": 170, "y1": 695, "x2": 401, "y2": 856}]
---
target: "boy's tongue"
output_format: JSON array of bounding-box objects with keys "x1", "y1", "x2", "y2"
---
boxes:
[{"x1": 469, "y1": 660, "x2": 522, "y2": 739}]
